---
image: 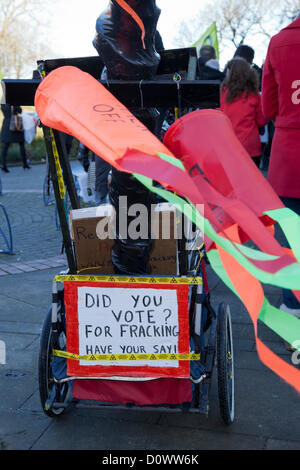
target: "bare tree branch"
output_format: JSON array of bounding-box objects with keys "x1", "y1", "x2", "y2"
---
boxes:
[
  {"x1": 172, "y1": 0, "x2": 295, "y2": 53},
  {"x1": 278, "y1": 0, "x2": 300, "y2": 22},
  {"x1": 0, "y1": 0, "x2": 51, "y2": 77}
]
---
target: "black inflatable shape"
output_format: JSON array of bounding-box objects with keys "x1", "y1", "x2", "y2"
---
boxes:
[
  {"x1": 94, "y1": 0, "x2": 162, "y2": 275},
  {"x1": 93, "y1": 0, "x2": 161, "y2": 80}
]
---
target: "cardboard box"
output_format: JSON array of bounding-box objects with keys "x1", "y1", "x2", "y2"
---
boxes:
[
  {"x1": 150, "y1": 203, "x2": 178, "y2": 275},
  {"x1": 70, "y1": 203, "x2": 178, "y2": 276},
  {"x1": 70, "y1": 205, "x2": 115, "y2": 275}
]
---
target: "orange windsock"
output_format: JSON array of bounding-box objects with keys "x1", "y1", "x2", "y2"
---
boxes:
[{"x1": 34, "y1": 66, "x2": 172, "y2": 169}]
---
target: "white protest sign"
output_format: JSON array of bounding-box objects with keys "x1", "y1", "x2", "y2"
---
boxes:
[{"x1": 77, "y1": 286, "x2": 180, "y2": 368}]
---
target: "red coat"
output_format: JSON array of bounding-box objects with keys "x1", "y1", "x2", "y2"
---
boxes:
[
  {"x1": 262, "y1": 18, "x2": 300, "y2": 198},
  {"x1": 220, "y1": 89, "x2": 267, "y2": 157}
]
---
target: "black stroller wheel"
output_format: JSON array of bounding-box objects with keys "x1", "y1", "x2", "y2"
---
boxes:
[
  {"x1": 217, "y1": 303, "x2": 235, "y2": 425},
  {"x1": 38, "y1": 307, "x2": 69, "y2": 418}
]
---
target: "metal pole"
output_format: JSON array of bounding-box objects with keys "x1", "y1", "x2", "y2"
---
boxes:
[
  {"x1": 42, "y1": 125, "x2": 77, "y2": 274},
  {"x1": 52, "y1": 130, "x2": 80, "y2": 210}
]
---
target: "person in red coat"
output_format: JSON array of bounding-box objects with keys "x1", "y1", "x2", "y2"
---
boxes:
[
  {"x1": 262, "y1": 17, "x2": 300, "y2": 200},
  {"x1": 221, "y1": 58, "x2": 267, "y2": 168},
  {"x1": 262, "y1": 17, "x2": 300, "y2": 338}
]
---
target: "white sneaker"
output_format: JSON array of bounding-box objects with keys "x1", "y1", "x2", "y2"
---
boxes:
[{"x1": 279, "y1": 304, "x2": 300, "y2": 351}]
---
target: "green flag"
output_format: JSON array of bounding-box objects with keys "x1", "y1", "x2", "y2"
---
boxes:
[{"x1": 193, "y1": 21, "x2": 219, "y2": 59}]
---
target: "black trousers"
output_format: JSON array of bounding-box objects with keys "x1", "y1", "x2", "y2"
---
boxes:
[
  {"x1": 252, "y1": 155, "x2": 261, "y2": 168},
  {"x1": 1, "y1": 142, "x2": 27, "y2": 168}
]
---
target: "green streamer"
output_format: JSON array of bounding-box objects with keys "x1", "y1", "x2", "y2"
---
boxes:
[
  {"x1": 265, "y1": 208, "x2": 300, "y2": 263},
  {"x1": 232, "y1": 243, "x2": 279, "y2": 261},
  {"x1": 157, "y1": 153, "x2": 186, "y2": 171},
  {"x1": 208, "y1": 249, "x2": 300, "y2": 350},
  {"x1": 259, "y1": 298, "x2": 300, "y2": 349},
  {"x1": 132, "y1": 171, "x2": 300, "y2": 347},
  {"x1": 134, "y1": 172, "x2": 300, "y2": 289}
]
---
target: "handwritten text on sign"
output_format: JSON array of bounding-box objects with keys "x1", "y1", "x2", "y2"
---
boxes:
[{"x1": 77, "y1": 286, "x2": 180, "y2": 368}]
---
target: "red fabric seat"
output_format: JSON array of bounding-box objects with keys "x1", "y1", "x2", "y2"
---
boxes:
[{"x1": 73, "y1": 378, "x2": 192, "y2": 405}]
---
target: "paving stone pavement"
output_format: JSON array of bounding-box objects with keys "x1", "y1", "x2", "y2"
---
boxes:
[
  {"x1": 0, "y1": 163, "x2": 66, "y2": 268},
  {"x1": 0, "y1": 163, "x2": 299, "y2": 452}
]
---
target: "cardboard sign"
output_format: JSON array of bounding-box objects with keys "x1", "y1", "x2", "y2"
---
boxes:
[{"x1": 64, "y1": 281, "x2": 190, "y2": 378}]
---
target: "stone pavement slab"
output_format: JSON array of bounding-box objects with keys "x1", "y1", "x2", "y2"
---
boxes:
[
  {"x1": 0, "y1": 294, "x2": 49, "y2": 324},
  {"x1": 0, "y1": 332, "x2": 39, "y2": 373},
  {"x1": 266, "y1": 439, "x2": 300, "y2": 450},
  {"x1": 0, "y1": 274, "x2": 58, "y2": 309},
  {"x1": 0, "y1": 265, "x2": 299, "y2": 451},
  {"x1": 30, "y1": 409, "x2": 266, "y2": 451},
  {"x1": 0, "y1": 372, "x2": 38, "y2": 411},
  {"x1": 0, "y1": 409, "x2": 51, "y2": 451},
  {"x1": 0, "y1": 163, "x2": 72, "y2": 267},
  {"x1": 159, "y1": 365, "x2": 300, "y2": 443}
]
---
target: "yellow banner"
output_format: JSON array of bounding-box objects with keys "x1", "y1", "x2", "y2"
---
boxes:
[{"x1": 193, "y1": 21, "x2": 219, "y2": 59}]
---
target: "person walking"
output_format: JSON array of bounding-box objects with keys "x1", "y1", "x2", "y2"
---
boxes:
[
  {"x1": 198, "y1": 45, "x2": 225, "y2": 81},
  {"x1": 1, "y1": 104, "x2": 30, "y2": 173},
  {"x1": 234, "y1": 44, "x2": 262, "y2": 90},
  {"x1": 220, "y1": 57, "x2": 267, "y2": 168},
  {"x1": 262, "y1": 16, "x2": 300, "y2": 335}
]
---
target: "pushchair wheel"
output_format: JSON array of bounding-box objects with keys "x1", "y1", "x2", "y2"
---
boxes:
[
  {"x1": 217, "y1": 303, "x2": 235, "y2": 425},
  {"x1": 38, "y1": 306, "x2": 69, "y2": 418}
]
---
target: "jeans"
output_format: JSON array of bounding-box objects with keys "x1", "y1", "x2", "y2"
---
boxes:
[{"x1": 281, "y1": 197, "x2": 300, "y2": 309}]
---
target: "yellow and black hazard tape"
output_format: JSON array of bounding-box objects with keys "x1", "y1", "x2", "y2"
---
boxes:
[
  {"x1": 40, "y1": 69, "x2": 65, "y2": 201},
  {"x1": 53, "y1": 350, "x2": 201, "y2": 362},
  {"x1": 54, "y1": 274, "x2": 202, "y2": 285},
  {"x1": 49, "y1": 129, "x2": 65, "y2": 200}
]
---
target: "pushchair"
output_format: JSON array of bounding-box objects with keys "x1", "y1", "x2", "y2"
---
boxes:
[{"x1": 2, "y1": 49, "x2": 235, "y2": 425}]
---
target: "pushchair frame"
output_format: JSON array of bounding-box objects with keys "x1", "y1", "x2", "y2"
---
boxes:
[{"x1": 2, "y1": 48, "x2": 234, "y2": 425}]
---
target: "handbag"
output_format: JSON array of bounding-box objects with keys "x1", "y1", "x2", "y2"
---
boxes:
[{"x1": 9, "y1": 106, "x2": 24, "y2": 132}]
